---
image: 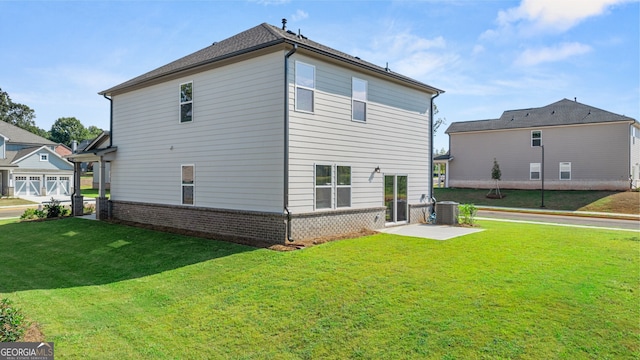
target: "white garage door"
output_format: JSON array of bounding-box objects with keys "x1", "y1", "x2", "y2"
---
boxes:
[
  {"x1": 46, "y1": 176, "x2": 71, "y2": 196},
  {"x1": 15, "y1": 176, "x2": 42, "y2": 196}
]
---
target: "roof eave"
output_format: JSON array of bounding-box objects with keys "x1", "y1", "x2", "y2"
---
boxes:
[
  {"x1": 290, "y1": 40, "x2": 444, "y2": 94},
  {"x1": 100, "y1": 39, "x2": 288, "y2": 96}
]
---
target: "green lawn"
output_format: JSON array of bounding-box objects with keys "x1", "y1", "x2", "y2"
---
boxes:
[
  {"x1": 434, "y1": 188, "x2": 638, "y2": 213},
  {"x1": 1, "y1": 219, "x2": 638, "y2": 359},
  {"x1": 80, "y1": 188, "x2": 110, "y2": 199}
]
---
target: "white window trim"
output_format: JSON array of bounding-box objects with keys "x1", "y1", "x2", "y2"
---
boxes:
[
  {"x1": 530, "y1": 162, "x2": 541, "y2": 180},
  {"x1": 351, "y1": 77, "x2": 367, "y2": 123},
  {"x1": 336, "y1": 164, "x2": 352, "y2": 208},
  {"x1": 40, "y1": 154, "x2": 48, "y2": 161},
  {"x1": 314, "y1": 163, "x2": 333, "y2": 210},
  {"x1": 295, "y1": 61, "x2": 315, "y2": 114},
  {"x1": 531, "y1": 130, "x2": 542, "y2": 147},
  {"x1": 314, "y1": 164, "x2": 353, "y2": 210},
  {"x1": 179, "y1": 81, "x2": 193, "y2": 124},
  {"x1": 181, "y1": 164, "x2": 195, "y2": 206},
  {"x1": 559, "y1": 162, "x2": 571, "y2": 180}
]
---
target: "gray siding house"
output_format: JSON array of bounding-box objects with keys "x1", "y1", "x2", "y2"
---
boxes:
[
  {"x1": 0, "y1": 121, "x2": 74, "y2": 197},
  {"x1": 98, "y1": 22, "x2": 443, "y2": 245},
  {"x1": 445, "y1": 99, "x2": 639, "y2": 190}
]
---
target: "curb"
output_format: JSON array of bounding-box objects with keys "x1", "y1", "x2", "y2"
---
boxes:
[{"x1": 476, "y1": 206, "x2": 639, "y2": 221}]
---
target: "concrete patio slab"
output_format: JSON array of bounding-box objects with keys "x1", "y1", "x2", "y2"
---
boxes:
[{"x1": 379, "y1": 223, "x2": 484, "y2": 240}]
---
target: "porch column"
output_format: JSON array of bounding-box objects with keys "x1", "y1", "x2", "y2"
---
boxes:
[
  {"x1": 72, "y1": 162, "x2": 84, "y2": 216},
  {"x1": 96, "y1": 157, "x2": 109, "y2": 220},
  {"x1": 7, "y1": 170, "x2": 14, "y2": 197}
]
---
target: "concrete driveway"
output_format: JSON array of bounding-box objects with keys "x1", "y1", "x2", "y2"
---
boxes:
[{"x1": 379, "y1": 223, "x2": 484, "y2": 240}]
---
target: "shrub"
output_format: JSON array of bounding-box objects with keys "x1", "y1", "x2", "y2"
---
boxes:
[
  {"x1": 20, "y1": 208, "x2": 46, "y2": 220},
  {"x1": 44, "y1": 198, "x2": 65, "y2": 218},
  {"x1": 83, "y1": 203, "x2": 95, "y2": 214},
  {"x1": 459, "y1": 203, "x2": 478, "y2": 226},
  {"x1": 0, "y1": 298, "x2": 27, "y2": 342}
]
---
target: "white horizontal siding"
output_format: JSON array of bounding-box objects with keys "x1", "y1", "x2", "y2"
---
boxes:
[
  {"x1": 110, "y1": 52, "x2": 285, "y2": 212},
  {"x1": 287, "y1": 54, "x2": 433, "y2": 213}
]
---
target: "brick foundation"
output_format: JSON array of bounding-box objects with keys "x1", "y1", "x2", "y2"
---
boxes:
[
  {"x1": 110, "y1": 200, "x2": 287, "y2": 246},
  {"x1": 109, "y1": 201, "x2": 428, "y2": 246},
  {"x1": 289, "y1": 207, "x2": 387, "y2": 241}
]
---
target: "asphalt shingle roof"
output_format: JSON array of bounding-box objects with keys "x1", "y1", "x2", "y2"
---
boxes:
[
  {"x1": 101, "y1": 23, "x2": 442, "y2": 95},
  {"x1": 446, "y1": 99, "x2": 637, "y2": 134},
  {"x1": 0, "y1": 121, "x2": 55, "y2": 145}
]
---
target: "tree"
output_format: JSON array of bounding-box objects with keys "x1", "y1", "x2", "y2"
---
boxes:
[
  {"x1": 0, "y1": 87, "x2": 49, "y2": 138},
  {"x1": 50, "y1": 117, "x2": 89, "y2": 147},
  {"x1": 433, "y1": 103, "x2": 447, "y2": 135},
  {"x1": 487, "y1": 158, "x2": 503, "y2": 199},
  {"x1": 86, "y1": 125, "x2": 104, "y2": 139}
]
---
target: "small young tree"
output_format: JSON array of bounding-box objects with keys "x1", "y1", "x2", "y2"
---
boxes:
[{"x1": 487, "y1": 158, "x2": 503, "y2": 198}]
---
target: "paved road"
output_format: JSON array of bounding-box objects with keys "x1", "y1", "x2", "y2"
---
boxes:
[{"x1": 478, "y1": 209, "x2": 640, "y2": 231}]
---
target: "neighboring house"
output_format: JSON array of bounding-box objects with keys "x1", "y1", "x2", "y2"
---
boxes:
[
  {"x1": 97, "y1": 22, "x2": 443, "y2": 244},
  {"x1": 445, "y1": 99, "x2": 640, "y2": 190},
  {"x1": 0, "y1": 121, "x2": 74, "y2": 197},
  {"x1": 55, "y1": 143, "x2": 72, "y2": 157}
]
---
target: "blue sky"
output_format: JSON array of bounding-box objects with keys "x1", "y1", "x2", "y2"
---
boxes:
[{"x1": 1, "y1": 0, "x2": 638, "y2": 152}]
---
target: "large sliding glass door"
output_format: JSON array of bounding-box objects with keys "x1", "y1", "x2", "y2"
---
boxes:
[{"x1": 384, "y1": 175, "x2": 407, "y2": 224}]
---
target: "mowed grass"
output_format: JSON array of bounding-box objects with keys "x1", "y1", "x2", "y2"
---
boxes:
[
  {"x1": 434, "y1": 188, "x2": 640, "y2": 214},
  {"x1": 1, "y1": 219, "x2": 638, "y2": 359}
]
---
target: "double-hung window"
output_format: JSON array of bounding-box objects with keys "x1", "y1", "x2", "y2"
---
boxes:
[
  {"x1": 530, "y1": 163, "x2": 541, "y2": 180},
  {"x1": 295, "y1": 62, "x2": 315, "y2": 113},
  {"x1": 559, "y1": 162, "x2": 571, "y2": 180},
  {"x1": 531, "y1": 130, "x2": 541, "y2": 147},
  {"x1": 181, "y1": 165, "x2": 195, "y2": 205},
  {"x1": 336, "y1": 166, "x2": 351, "y2": 207},
  {"x1": 180, "y1": 82, "x2": 193, "y2": 123},
  {"x1": 315, "y1": 165, "x2": 332, "y2": 209},
  {"x1": 314, "y1": 164, "x2": 352, "y2": 209},
  {"x1": 352, "y1": 78, "x2": 367, "y2": 122}
]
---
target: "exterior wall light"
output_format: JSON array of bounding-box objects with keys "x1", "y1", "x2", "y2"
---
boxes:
[{"x1": 375, "y1": 166, "x2": 381, "y2": 173}]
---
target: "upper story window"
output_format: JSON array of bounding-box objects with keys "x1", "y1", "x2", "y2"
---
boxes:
[
  {"x1": 180, "y1": 82, "x2": 193, "y2": 123},
  {"x1": 181, "y1": 165, "x2": 195, "y2": 205},
  {"x1": 295, "y1": 62, "x2": 315, "y2": 113},
  {"x1": 559, "y1": 162, "x2": 571, "y2": 180},
  {"x1": 352, "y1": 78, "x2": 367, "y2": 122},
  {"x1": 531, "y1": 130, "x2": 541, "y2": 147},
  {"x1": 40, "y1": 154, "x2": 48, "y2": 162}
]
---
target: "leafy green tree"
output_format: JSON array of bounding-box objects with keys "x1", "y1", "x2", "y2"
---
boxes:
[
  {"x1": 50, "y1": 117, "x2": 89, "y2": 147},
  {"x1": 0, "y1": 87, "x2": 49, "y2": 138},
  {"x1": 86, "y1": 125, "x2": 104, "y2": 139}
]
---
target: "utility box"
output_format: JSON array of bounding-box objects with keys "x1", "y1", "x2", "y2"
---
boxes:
[{"x1": 436, "y1": 201, "x2": 459, "y2": 225}]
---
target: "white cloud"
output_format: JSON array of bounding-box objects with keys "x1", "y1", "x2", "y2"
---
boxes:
[
  {"x1": 514, "y1": 42, "x2": 592, "y2": 66},
  {"x1": 354, "y1": 31, "x2": 451, "y2": 77},
  {"x1": 486, "y1": 0, "x2": 635, "y2": 37},
  {"x1": 291, "y1": 9, "x2": 308, "y2": 21}
]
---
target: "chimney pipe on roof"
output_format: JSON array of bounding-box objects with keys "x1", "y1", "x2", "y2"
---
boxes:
[
  {"x1": 574, "y1": 97, "x2": 577, "y2": 102},
  {"x1": 72, "y1": 140, "x2": 78, "y2": 153},
  {"x1": 282, "y1": 18, "x2": 287, "y2": 30}
]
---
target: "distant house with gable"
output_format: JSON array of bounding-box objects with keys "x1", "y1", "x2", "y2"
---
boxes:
[
  {"x1": 444, "y1": 99, "x2": 640, "y2": 190},
  {"x1": 0, "y1": 121, "x2": 74, "y2": 197}
]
